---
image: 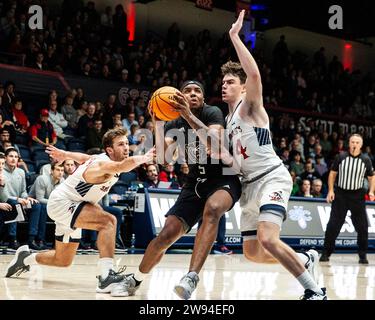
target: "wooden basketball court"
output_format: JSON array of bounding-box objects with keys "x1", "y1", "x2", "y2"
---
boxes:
[{"x1": 0, "y1": 253, "x2": 374, "y2": 300}]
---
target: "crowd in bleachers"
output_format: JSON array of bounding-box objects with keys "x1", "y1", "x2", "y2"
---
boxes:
[{"x1": 0, "y1": 0, "x2": 375, "y2": 250}]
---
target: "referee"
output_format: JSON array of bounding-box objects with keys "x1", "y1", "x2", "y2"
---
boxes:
[{"x1": 320, "y1": 134, "x2": 375, "y2": 264}]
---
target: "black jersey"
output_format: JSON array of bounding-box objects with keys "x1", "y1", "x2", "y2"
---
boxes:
[{"x1": 164, "y1": 104, "x2": 226, "y2": 182}]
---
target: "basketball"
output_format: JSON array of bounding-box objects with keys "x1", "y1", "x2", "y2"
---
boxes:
[{"x1": 148, "y1": 86, "x2": 181, "y2": 121}]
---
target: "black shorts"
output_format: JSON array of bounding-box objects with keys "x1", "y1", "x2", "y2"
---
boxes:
[{"x1": 165, "y1": 175, "x2": 241, "y2": 232}]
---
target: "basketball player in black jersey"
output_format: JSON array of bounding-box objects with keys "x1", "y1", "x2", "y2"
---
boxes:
[{"x1": 111, "y1": 80, "x2": 241, "y2": 299}]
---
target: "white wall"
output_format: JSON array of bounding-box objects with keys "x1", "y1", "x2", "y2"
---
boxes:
[{"x1": 262, "y1": 27, "x2": 375, "y2": 73}]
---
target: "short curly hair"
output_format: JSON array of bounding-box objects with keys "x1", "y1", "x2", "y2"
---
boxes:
[{"x1": 221, "y1": 61, "x2": 247, "y2": 84}]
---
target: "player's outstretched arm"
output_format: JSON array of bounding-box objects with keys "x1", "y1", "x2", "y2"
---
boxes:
[
  {"x1": 89, "y1": 147, "x2": 156, "y2": 178},
  {"x1": 229, "y1": 10, "x2": 262, "y2": 108},
  {"x1": 46, "y1": 145, "x2": 91, "y2": 164}
]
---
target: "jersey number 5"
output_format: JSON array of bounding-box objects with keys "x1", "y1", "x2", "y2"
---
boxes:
[{"x1": 198, "y1": 165, "x2": 205, "y2": 175}]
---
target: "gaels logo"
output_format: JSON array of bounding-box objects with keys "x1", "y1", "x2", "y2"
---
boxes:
[
  {"x1": 68, "y1": 203, "x2": 76, "y2": 214},
  {"x1": 100, "y1": 186, "x2": 110, "y2": 193},
  {"x1": 269, "y1": 191, "x2": 283, "y2": 202}
]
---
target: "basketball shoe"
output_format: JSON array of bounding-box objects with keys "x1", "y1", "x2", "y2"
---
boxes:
[
  {"x1": 110, "y1": 273, "x2": 141, "y2": 297},
  {"x1": 174, "y1": 271, "x2": 199, "y2": 300},
  {"x1": 5, "y1": 245, "x2": 32, "y2": 278},
  {"x1": 304, "y1": 249, "x2": 319, "y2": 282},
  {"x1": 301, "y1": 288, "x2": 327, "y2": 300},
  {"x1": 96, "y1": 266, "x2": 127, "y2": 293}
]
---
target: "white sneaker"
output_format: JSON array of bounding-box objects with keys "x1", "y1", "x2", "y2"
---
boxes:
[
  {"x1": 304, "y1": 249, "x2": 319, "y2": 282},
  {"x1": 110, "y1": 274, "x2": 140, "y2": 297},
  {"x1": 174, "y1": 272, "x2": 199, "y2": 300}
]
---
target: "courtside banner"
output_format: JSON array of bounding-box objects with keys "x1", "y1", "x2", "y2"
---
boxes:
[{"x1": 134, "y1": 189, "x2": 375, "y2": 249}]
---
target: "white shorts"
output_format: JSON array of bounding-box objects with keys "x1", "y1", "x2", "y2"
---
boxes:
[
  {"x1": 47, "y1": 193, "x2": 87, "y2": 243},
  {"x1": 240, "y1": 165, "x2": 292, "y2": 240}
]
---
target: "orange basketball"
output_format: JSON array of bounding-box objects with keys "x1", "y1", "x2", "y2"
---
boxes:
[{"x1": 148, "y1": 86, "x2": 180, "y2": 121}]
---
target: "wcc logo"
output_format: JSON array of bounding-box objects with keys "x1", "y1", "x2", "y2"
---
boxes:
[
  {"x1": 288, "y1": 206, "x2": 312, "y2": 229},
  {"x1": 28, "y1": 5, "x2": 43, "y2": 30}
]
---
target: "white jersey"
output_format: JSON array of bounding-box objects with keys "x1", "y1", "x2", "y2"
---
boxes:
[
  {"x1": 227, "y1": 106, "x2": 281, "y2": 181},
  {"x1": 51, "y1": 153, "x2": 119, "y2": 204}
]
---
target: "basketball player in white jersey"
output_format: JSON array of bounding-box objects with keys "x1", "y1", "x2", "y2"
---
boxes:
[
  {"x1": 5, "y1": 128, "x2": 155, "y2": 294},
  {"x1": 221, "y1": 10, "x2": 326, "y2": 300}
]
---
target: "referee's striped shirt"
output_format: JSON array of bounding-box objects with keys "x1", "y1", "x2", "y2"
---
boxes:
[{"x1": 331, "y1": 152, "x2": 373, "y2": 190}]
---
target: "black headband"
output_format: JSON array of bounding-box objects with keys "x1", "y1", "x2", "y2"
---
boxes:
[{"x1": 180, "y1": 80, "x2": 205, "y2": 95}]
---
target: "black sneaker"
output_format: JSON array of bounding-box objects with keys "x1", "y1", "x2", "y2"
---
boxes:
[
  {"x1": 359, "y1": 257, "x2": 369, "y2": 264},
  {"x1": 319, "y1": 253, "x2": 330, "y2": 262},
  {"x1": 5, "y1": 245, "x2": 32, "y2": 277},
  {"x1": 28, "y1": 240, "x2": 42, "y2": 251},
  {"x1": 8, "y1": 240, "x2": 20, "y2": 251},
  {"x1": 96, "y1": 266, "x2": 127, "y2": 293},
  {"x1": 37, "y1": 241, "x2": 49, "y2": 250},
  {"x1": 300, "y1": 288, "x2": 327, "y2": 300}
]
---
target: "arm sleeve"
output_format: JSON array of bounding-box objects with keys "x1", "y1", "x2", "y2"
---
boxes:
[
  {"x1": 102, "y1": 194, "x2": 109, "y2": 207},
  {"x1": 331, "y1": 154, "x2": 341, "y2": 171},
  {"x1": 30, "y1": 125, "x2": 38, "y2": 138},
  {"x1": 0, "y1": 185, "x2": 9, "y2": 202},
  {"x1": 35, "y1": 177, "x2": 49, "y2": 204},
  {"x1": 51, "y1": 127, "x2": 57, "y2": 141},
  {"x1": 20, "y1": 170, "x2": 28, "y2": 199},
  {"x1": 58, "y1": 113, "x2": 68, "y2": 128}
]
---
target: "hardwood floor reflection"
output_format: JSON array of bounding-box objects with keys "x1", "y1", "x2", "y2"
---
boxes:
[{"x1": 0, "y1": 253, "x2": 374, "y2": 300}]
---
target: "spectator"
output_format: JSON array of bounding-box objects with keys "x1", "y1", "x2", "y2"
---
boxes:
[
  {"x1": 319, "y1": 131, "x2": 332, "y2": 157},
  {"x1": 289, "y1": 151, "x2": 304, "y2": 176},
  {"x1": 159, "y1": 163, "x2": 179, "y2": 189},
  {"x1": 30, "y1": 109, "x2": 57, "y2": 149},
  {"x1": 122, "y1": 112, "x2": 138, "y2": 133},
  {"x1": 297, "y1": 179, "x2": 313, "y2": 198},
  {"x1": 3, "y1": 148, "x2": 41, "y2": 250},
  {"x1": 77, "y1": 103, "x2": 96, "y2": 138},
  {"x1": 315, "y1": 155, "x2": 328, "y2": 177},
  {"x1": 290, "y1": 170, "x2": 300, "y2": 196},
  {"x1": 143, "y1": 163, "x2": 159, "y2": 188},
  {"x1": 31, "y1": 52, "x2": 46, "y2": 70},
  {"x1": 2, "y1": 81, "x2": 17, "y2": 110},
  {"x1": 311, "y1": 179, "x2": 324, "y2": 198},
  {"x1": 102, "y1": 94, "x2": 118, "y2": 130},
  {"x1": 76, "y1": 100, "x2": 89, "y2": 122},
  {"x1": 11, "y1": 99, "x2": 29, "y2": 134},
  {"x1": 177, "y1": 162, "x2": 189, "y2": 187},
  {"x1": 29, "y1": 163, "x2": 65, "y2": 249},
  {"x1": 312, "y1": 144, "x2": 325, "y2": 165},
  {"x1": 61, "y1": 95, "x2": 79, "y2": 132},
  {"x1": 300, "y1": 161, "x2": 321, "y2": 182},
  {"x1": 86, "y1": 119, "x2": 105, "y2": 154},
  {"x1": 62, "y1": 159, "x2": 76, "y2": 178},
  {"x1": 48, "y1": 100, "x2": 68, "y2": 139}
]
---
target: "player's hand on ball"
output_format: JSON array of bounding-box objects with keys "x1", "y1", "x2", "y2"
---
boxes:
[{"x1": 170, "y1": 91, "x2": 191, "y2": 119}]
